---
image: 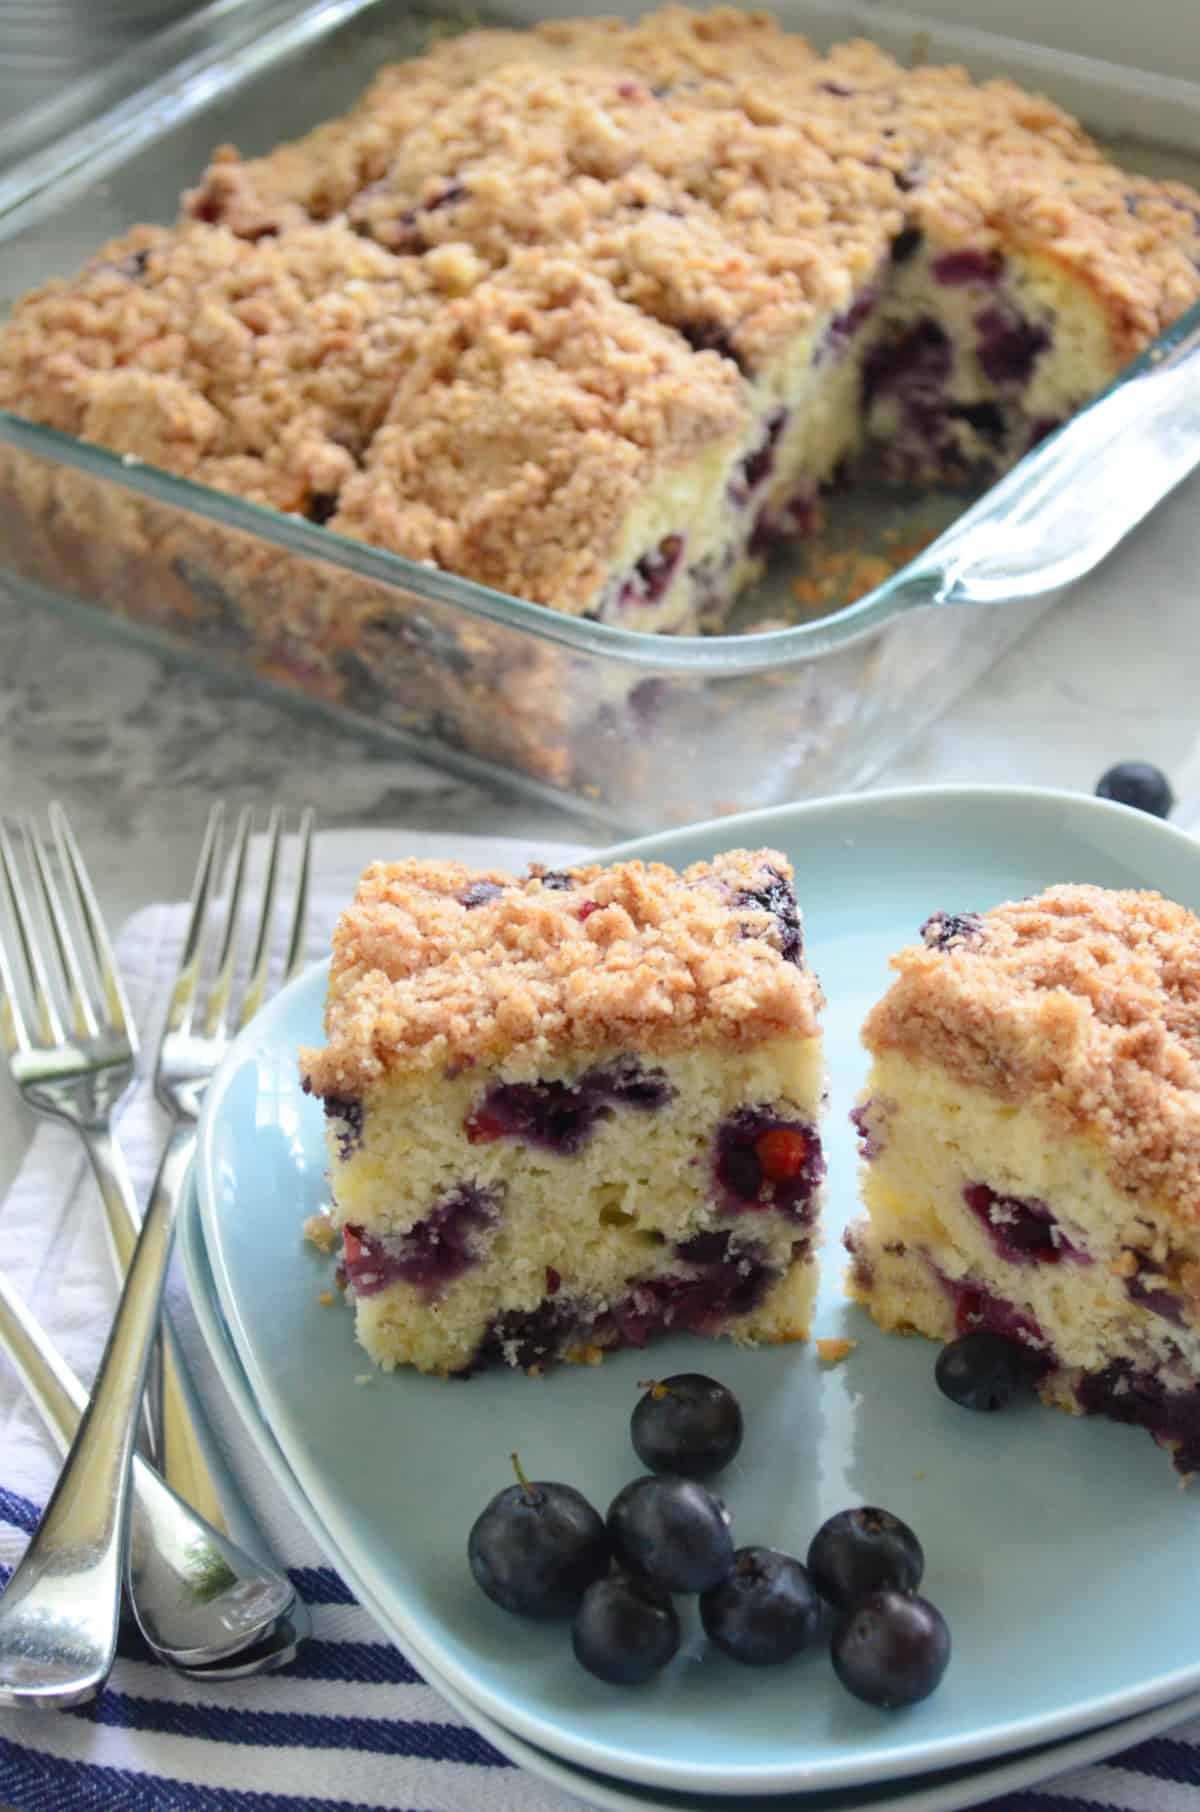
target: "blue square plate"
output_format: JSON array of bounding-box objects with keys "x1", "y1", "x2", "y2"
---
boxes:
[
  {"x1": 179, "y1": 1168, "x2": 1200, "y2": 1812},
  {"x1": 196, "y1": 785, "x2": 1200, "y2": 1796}
]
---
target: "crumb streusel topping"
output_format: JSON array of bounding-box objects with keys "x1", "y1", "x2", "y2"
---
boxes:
[
  {"x1": 300, "y1": 849, "x2": 822, "y2": 1092},
  {"x1": 184, "y1": 8, "x2": 1200, "y2": 363},
  {"x1": 0, "y1": 228, "x2": 742, "y2": 589},
  {"x1": 327, "y1": 253, "x2": 743, "y2": 608},
  {"x1": 863, "y1": 884, "x2": 1200, "y2": 1211},
  {"x1": 3, "y1": 5, "x2": 1199, "y2": 618}
]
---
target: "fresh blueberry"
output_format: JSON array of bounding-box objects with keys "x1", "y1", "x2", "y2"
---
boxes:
[
  {"x1": 1096, "y1": 761, "x2": 1174, "y2": 819},
  {"x1": 935, "y1": 1330, "x2": 1034, "y2": 1412},
  {"x1": 631, "y1": 1374, "x2": 744, "y2": 1479},
  {"x1": 468, "y1": 1457, "x2": 609, "y2": 1618},
  {"x1": 831, "y1": 1590, "x2": 951, "y2": 1708},
  {"x1": 700, "y1": 1547, "x2": 821, "y2": 1665},
  {"x1": 572, "y1": 1572, "x2": 681, "y2": 1684},
  {"x1": 607, "y1": 1475, "x2": 734, "y2": 1594},
  {"x1": 806, "y1": 1507, "x2": 923, "y2": 1612}
]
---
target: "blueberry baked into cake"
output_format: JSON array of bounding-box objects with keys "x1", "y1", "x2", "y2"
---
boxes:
[
  {"x1": 3, "y1": 7, "x2": 1200, "y2": 633},
  {"x1": 846, "y1": 885, "x2": 1200, "y2": 1475},
  {"x1": 300, "y1": 850, "x2": 826, "y2": 1375}
]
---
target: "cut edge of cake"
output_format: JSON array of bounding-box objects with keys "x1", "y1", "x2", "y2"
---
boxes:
[
  {"x1": 299, "y1": 848, "x2": 827, "y2": 1377},
  {"x1": 845, "y1": 884, "x2": 1200, "y2": 1477}
]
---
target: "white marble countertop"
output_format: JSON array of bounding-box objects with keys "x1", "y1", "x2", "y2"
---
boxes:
[{"x1": 2, "y1": 472, "x2": 1199, "y2": 1196}]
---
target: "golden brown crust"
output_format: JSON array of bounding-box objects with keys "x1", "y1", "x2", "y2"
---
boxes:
[
  {"x1": 863, "y1": 884, "x2": 1200, "y2": 1213},
  {"x1": 181, "y1": 12, "x2": 1200, "y2": 367},
  {"x1": 184, "y1": 9, "x2": 823, "y2": 226},
  {"x1": 0, "y1": 222, "x2": 452, "y2": 515},
  {"x1": 0, "y1": 229, "x2": 742, "y2": 593},
  {"x1": 328, "y1": 254, "x2": 743, "y2": 611},
  {"x1": 337, "y1": 57, "x2": 900, "y2": 368},
  {"x1": 3, "y1": 6, "x2": 1199, "y2": 613},
  {"x1": 300, "y1": 848, "x2": 822, "y2": 1092}
]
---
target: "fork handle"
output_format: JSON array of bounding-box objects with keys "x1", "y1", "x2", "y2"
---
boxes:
[
  {"x1": 0, "y1": 1116, "x2": 188, "y2": 1706},
  {"x1": 83, "y1": 1124, "x2": 158, "y2": 1463},
  {"x1": 86, "y1": 1125, "x2": 228, "y2": 1534}
]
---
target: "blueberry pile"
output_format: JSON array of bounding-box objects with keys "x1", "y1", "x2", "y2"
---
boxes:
[{"x1": 467, "y1": 1375, "x2": 951, "y2": 1706}]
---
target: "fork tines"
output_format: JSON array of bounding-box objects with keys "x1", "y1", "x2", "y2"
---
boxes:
[
  {"x1": 0, "y1": 804, "x2": 314, "y2": 1068},
  {"x1": 164, "y1": 804, "x2": 315, "y2": 1049},
  {"x1": 0, "y1": 804, "x2": 136, "y2": 1063}
]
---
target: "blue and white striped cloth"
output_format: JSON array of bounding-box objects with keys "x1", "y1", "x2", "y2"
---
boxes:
[{"x1": 2, "y1": 828, "x2": 1200, "y2": 1812}]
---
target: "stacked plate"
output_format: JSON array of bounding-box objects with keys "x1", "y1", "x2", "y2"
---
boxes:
[{"x1": 187, "y1": 787, "x2": 1200, "y2": 1812}]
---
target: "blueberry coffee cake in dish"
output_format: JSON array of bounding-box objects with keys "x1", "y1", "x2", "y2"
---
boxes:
[
  {"x1": 845, "y1": 885, "x2": 1200, "y2": 1476},
  {"x1": 299, "y1": 849, "x2": 826, "y2": 1376},
  {"x1": 3, "y1": 6, "x2": 1200, "y2": 635}
]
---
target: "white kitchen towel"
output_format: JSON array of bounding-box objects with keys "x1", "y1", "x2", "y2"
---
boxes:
[{"x1": 1, "y1": 826, "x2": 1199, "y2": 1812}]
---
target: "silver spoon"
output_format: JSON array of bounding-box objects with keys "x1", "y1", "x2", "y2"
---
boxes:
[
  {"x1": 0, "y1": 1271, "x2": 296, "y2": 1688},
  {"x1": 176, "y1": 1602, "x2": 310, "y2": 1681}
]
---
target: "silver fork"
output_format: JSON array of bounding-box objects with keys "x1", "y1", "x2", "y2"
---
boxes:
[
  {"x1": 0, "y1": 801, "x2": 313, "y2": 1708},
  {"x1": 0, "y1": 804, "x2": 233, "y2": 1521}
]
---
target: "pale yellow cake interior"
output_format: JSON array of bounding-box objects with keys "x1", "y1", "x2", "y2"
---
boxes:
[
  {"x1": 331, "y1": 1033, "x2": 825, "y2": 1374},
  {"x1": 847, "y1": 1050, "x2": 1200, "y2": 1398}
]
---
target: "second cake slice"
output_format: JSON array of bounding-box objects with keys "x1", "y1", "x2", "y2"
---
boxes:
[
  {"x1": 301, "y1": 849, "x2": 826, "y2": 1375},
  {"x1": 846, "y1": 885, "x2": 1200, "y2": 1476}
]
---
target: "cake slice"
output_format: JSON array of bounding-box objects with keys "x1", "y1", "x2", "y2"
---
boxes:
[
  {"x1": 299, "y1": 849, "x2": 826, "y2": 1376},
  {"x1": 327, "y1": 252, "x2": 748, "y2": 629},
  {"x1": 845, "y1": 885, "x2": 1200, "y2": 1476}
]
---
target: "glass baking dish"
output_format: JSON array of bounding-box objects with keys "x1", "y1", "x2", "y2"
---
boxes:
[{"x1": 2, "y1": 0, "x2": 1200, "y2": 832}]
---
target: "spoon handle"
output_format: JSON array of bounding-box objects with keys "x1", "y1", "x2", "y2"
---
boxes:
[
  {"x1": 85, "y1": 1121, "x2": 230, "y2": 1532},
  {"x1": 0, "y1": 1132, "x2": 185, "y2": 1707},
  {"x1": 0, "y1": 1269, "x2": 295, "y2": 1669},
  {"x1": 0, "y1": 1268, "x2": 85, "y2": 1453}
]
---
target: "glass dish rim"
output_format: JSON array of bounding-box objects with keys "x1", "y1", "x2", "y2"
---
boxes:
[
  {"x1": 4, "y1": 295, "x2": 1195, "y2": 676},
  {"x1": 2, "y1": 0, "x2": 1198, "y2": 685}
]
